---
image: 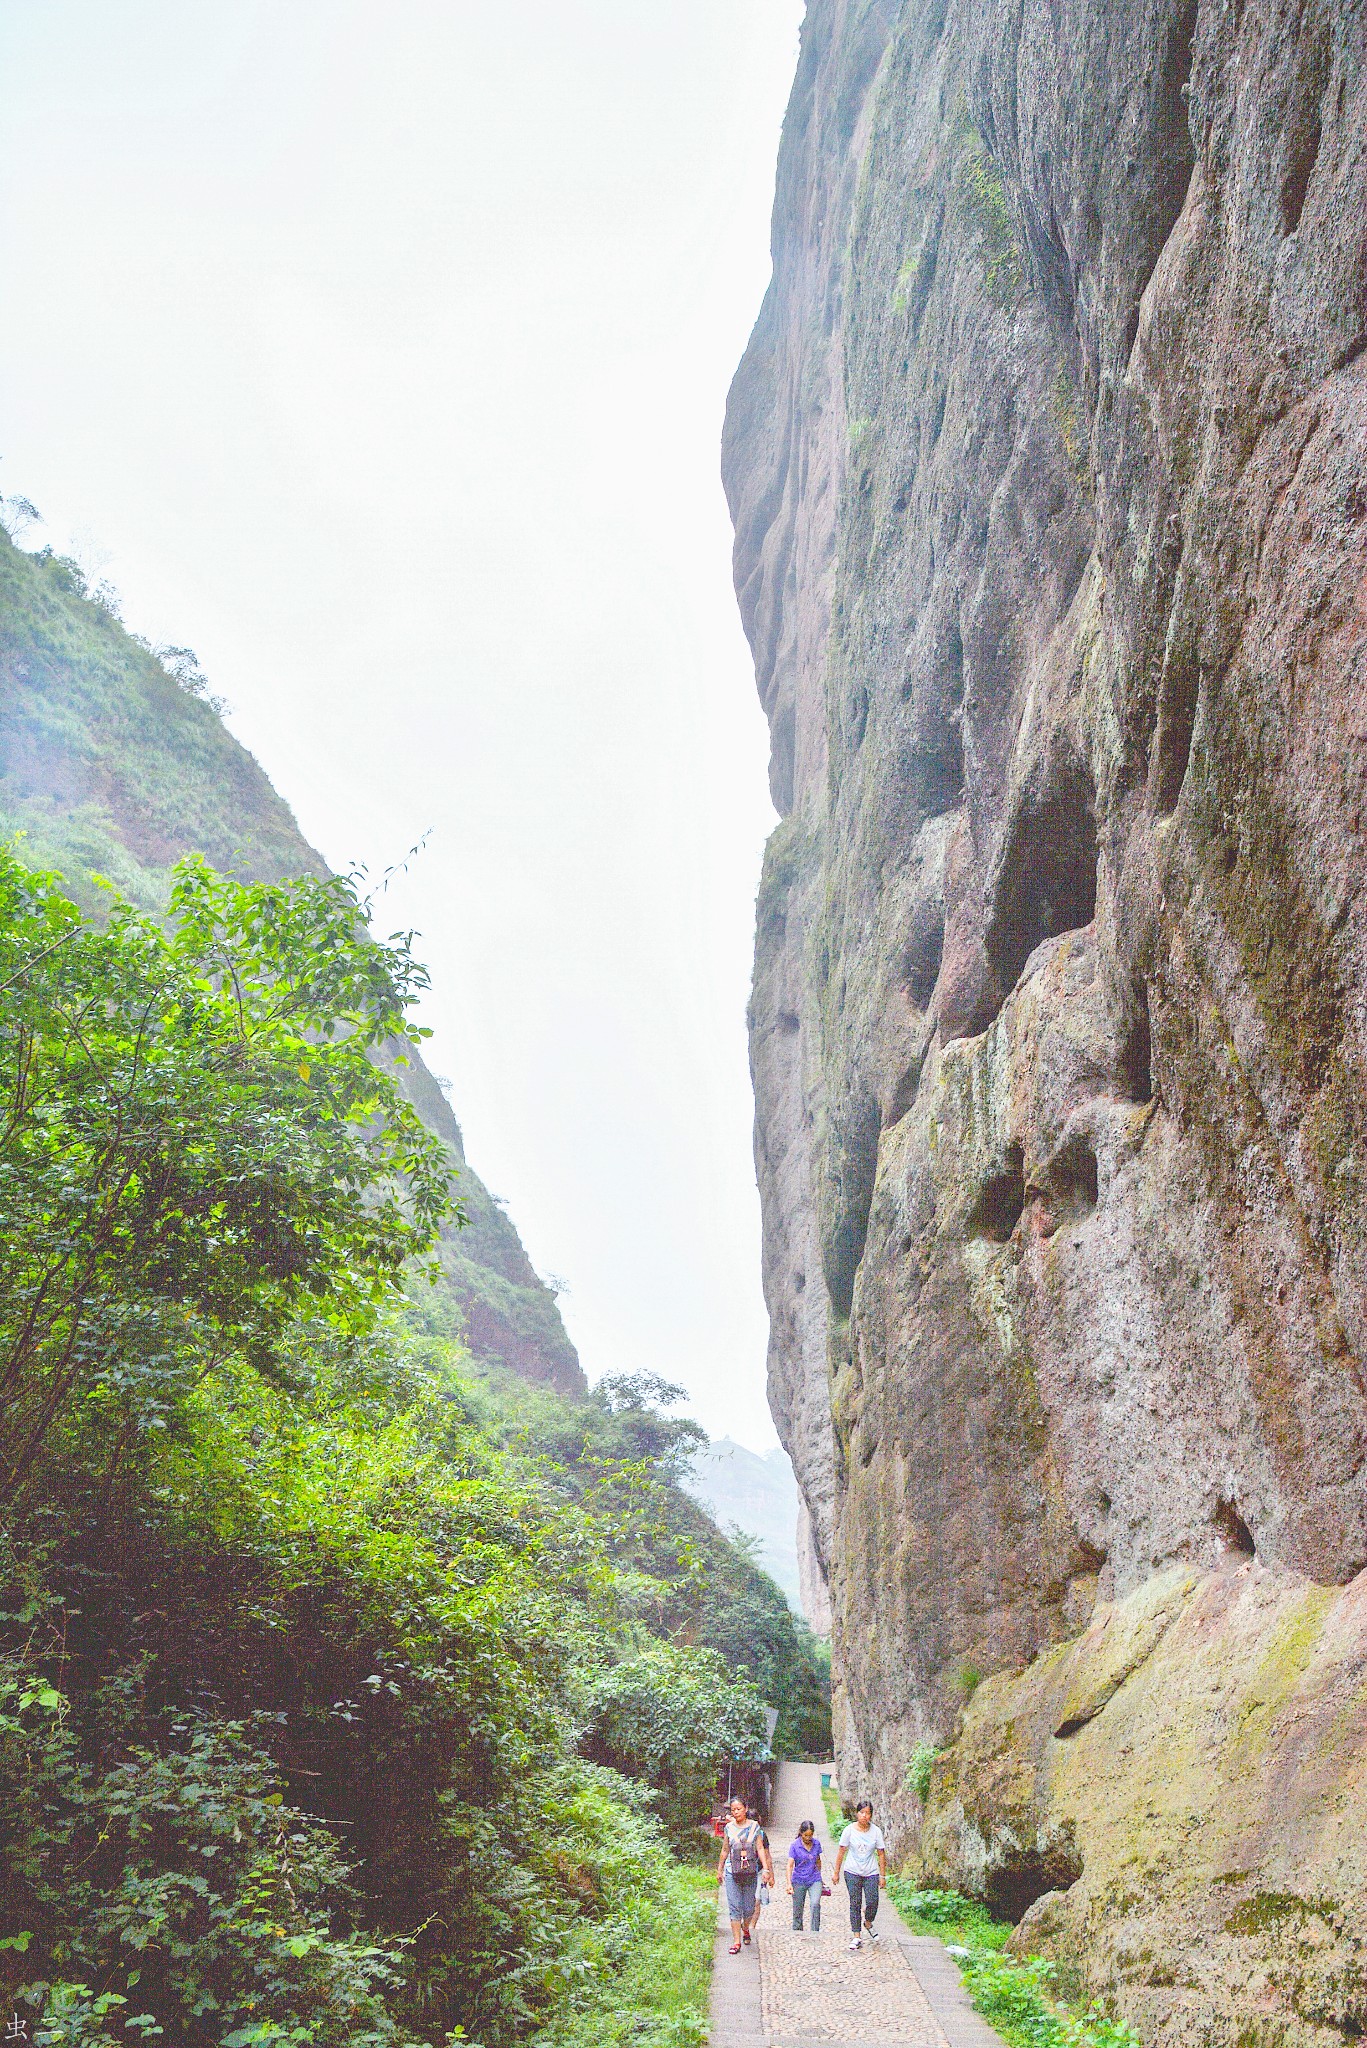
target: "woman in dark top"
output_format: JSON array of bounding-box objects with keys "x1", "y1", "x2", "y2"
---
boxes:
[{"x1": 786, "y1": 1819, "x2": 825, "y2": 1932}]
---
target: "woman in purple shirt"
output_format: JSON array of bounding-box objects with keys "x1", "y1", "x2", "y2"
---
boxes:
[{"x1": 786, "y1": 1819, "x2": 825, "y2": 1931}]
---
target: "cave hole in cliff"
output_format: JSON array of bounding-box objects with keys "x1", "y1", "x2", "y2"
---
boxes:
[
  {"x1": 1280, "y1": 26, "x2": 1330, "y2": 236},
  {"x1": 968, "y1": 1144, "x2": 1026, "y2": 1242},
  {"x1": 1048, "y1": 1133, "x2": 1098, "y2": 1222},
  {"x1": 1122, "y1": 299, "x2": 1143, "y2": 366},
  {"x1": 983, "y1": 1844, "x2": 1084, "y2": 1925},
  {"x1": 1124, "y1": 1, "x2": 1197, "y2": 363},
  {"x1": 887, "y1": 1052, "x2": 927, "y2": 1130},
  {"x1": 903, "y1": 907, "x2": 945, "y2": 1011},
  {"x1": 920, "y1": 732, "x2": 964, "y2": 821},
  {"x1": 1122, "y1": 987, "x2": 1154, "y2": 1105},
  {"x1": 985, "y1": 760, "x2": 1098, "y2": 999},
  {"x1": 906, "y1": 629, "x2": 966, "y2": 818},
  {"x1": 823, "y1": 1099, "x2": 882, "y2": 1316},
  {"x1": 1215, "y1": 1499, "x2": 1256, "y2": 1557},
  {"x1": 850, "y1": 683, "x2": 870, "y2": 748},
  {"x1": 946, "y1": 625, "x2": 964, "y2": 705}
]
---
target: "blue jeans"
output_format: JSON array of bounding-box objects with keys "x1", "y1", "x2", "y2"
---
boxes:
[
  {"x1": 845, "y1": 1871, "x2": 879, "y2": 1933},
  {"x1": 792, "y1": 1879, "x2": 822, "y2": 1930},
  {"x1": 724, "y1": 1867, "x2": 758, "y2": 1922}
]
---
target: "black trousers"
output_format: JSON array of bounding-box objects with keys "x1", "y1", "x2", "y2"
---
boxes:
[{"x1": 845, "y1": 1871, "x2": 879, "y2": 1932}]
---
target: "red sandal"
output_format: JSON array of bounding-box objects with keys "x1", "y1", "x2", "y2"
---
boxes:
[{"x1": 729, "y1": 1942, "x2": 742, "y2": 1954}]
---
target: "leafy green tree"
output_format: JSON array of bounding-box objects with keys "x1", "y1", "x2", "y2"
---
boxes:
[
  {"x1": 471, "y1": 1362, "x2": 831, "y2": 1758},
  {"x1": 695, "y1": 1574, "x2": 831, "y2": 1759},
  {"x1": 587, "y1": 1374, "x2": 705, "y2": 1473},
  {"x1": 0, "y1": 848, "x2": 456, "y2": 1494},
  {"x1": 579, "y1": 1645, "x2": 768, "y2": 1848}
]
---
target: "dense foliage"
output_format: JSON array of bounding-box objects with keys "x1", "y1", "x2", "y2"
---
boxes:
[
  {"x1": 0, "y1": 847, "x2": 453, "y2": 1497},
  {"x1": 0, "y1": 851, "x2": 829, "y2": 2047}
]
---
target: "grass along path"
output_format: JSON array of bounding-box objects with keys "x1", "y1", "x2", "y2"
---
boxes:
[
  {"x1": 886, "y1": 1884, "x2": 1141, "y2": 2048},
  {"x1": 530, "y1": 1856, "x2": 714, "y2": 2048},
  {"x1": 822, "y1": 1777, "x2": 1138, "y2": 2048}
]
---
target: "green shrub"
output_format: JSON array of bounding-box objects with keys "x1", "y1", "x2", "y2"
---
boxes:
[
  {"x1": 907, "y1": 1742, "x2": 940, "y2": 1803},
  {"x1": 958, "y1": 1949, "x2": 1142, "y2": 2048},
  {"x1": 888, "y1": 1882, "x2": 1010, "y2": 1951},
  {"x1": 0, "y1": 1670, "x2": 432, "y2": 2046},
  {"x1": 0, "y1": 1322, "x2": 750, "y2": 2045},
  {"x1": 529, "y1": 1771, "x2": 713, "y2": 2048}
]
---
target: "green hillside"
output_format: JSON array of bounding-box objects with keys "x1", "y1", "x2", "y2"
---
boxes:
[
  {"x1": 0, "y1": 530, "x2": 583, "y2": 1394},
  {"x1": 0, "y1": 840, "x2": 830, "y2": 2046}
]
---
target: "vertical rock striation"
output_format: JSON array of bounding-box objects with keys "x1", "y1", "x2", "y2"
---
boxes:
[{"x1": 727, "y1": 0, "x2": 1367, "y2": 2032}]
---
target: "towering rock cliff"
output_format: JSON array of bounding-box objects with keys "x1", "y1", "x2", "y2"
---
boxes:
[
  {"x1": 726, "y1": 0, "x2": 1367, "y2": 2035},
  {"x1": 0, "y1": 532, "x2": 584, "y2": 1396}
]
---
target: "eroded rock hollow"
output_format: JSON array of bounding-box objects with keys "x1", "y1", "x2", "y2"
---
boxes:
[{"x1": 725, "y1": 0, "x2": 1367, "y2": 2035}]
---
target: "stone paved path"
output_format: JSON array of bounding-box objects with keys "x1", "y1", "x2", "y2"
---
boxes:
[{"x1": 707, "y1": 1761, "x2": 1006, "y2": 2048}]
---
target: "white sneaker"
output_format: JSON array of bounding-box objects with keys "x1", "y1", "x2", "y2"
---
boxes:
[{"x1": 849, "y1": 1936, "x2": 862, "y2": 1951}]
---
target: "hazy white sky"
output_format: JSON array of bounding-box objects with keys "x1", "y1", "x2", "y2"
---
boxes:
[{"x1": 0, "y1": 2, "x2": 801, "y2": 1448}]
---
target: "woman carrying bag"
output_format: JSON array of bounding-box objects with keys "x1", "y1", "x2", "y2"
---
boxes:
[{"x1": 716, "y1": 1796, "x2": 775, "y2": 1954}]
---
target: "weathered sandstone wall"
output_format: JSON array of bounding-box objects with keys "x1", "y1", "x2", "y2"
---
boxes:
[
  {"x1": 726, "y1": 0, "x2": 1367, "y2": 2033},
  {"x1": 924, "y1": 1563, "x2": 1367, "y2": 2044}
]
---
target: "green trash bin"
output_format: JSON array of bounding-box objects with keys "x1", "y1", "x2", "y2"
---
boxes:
[{"x1": 820, "y1": 1771, "x2": 832, "y2": 1789}]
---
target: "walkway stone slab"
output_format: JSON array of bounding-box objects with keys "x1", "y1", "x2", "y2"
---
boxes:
[
  {"x1": 709, "y1": 1885, "x2": 763, "y2": 2046},
  {"x1": 758, "y1": 1921, "x2": 948, "y2": 2043},
  {"x1": 707, "y1": 1762, "x2": 1007, "y2": 2048}
]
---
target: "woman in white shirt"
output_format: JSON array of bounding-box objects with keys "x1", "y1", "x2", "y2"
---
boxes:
[{"x1": 830, "y1": 1800, "x2": 887, "y2": 1950}]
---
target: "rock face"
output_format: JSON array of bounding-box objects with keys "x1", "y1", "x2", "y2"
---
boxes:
[
  {"x1": 726, "y1": 0, "x2": 1367, "y2": 2032},
  {"x1": 921, "y1": 1562, "x2": 1367, "y2": 2045},
  {"x1": 0, "y1": 534, "x2": 584, "y2": 1396}
]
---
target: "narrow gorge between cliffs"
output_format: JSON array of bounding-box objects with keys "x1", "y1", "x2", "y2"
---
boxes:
[{"x1": 1, "y1": 5, "x2": 1365, "y2": 2043}]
